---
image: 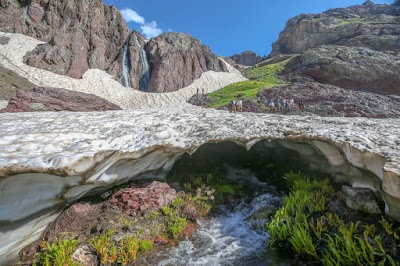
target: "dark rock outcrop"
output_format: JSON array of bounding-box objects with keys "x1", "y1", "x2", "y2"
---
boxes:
[
  {"x1": 1, "y1": 87, "x2": 122, "y2": 113},
  {"x1": 270, "y1": 1, "x2": 400, "y2": 56},
  {"x1": 257, "y1": 82, "x2": 400, "y2": 118},
  {"x1": 0, "y1": 0, "x2": 130, "y2": 79},
  {"x1": 145, "y1": 32, "x2": 228, "y2": 93},
  {"x1": 285, "y1": 46, "x2": 400, "y2": 95},
  {"x1": 229, "y1": 51, "x2": 267, "y2": 66}
]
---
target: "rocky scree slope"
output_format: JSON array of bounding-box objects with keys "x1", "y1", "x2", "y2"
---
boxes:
[{"x1": 0, "y1": 0, "x2": 229, "y2": 92}]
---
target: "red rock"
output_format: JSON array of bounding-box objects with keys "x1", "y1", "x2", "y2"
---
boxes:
[
  {"x1": 182, "y1": 223, "x2": 199, "y2": 238},
  {"x1": 110, "y1": 181, "x2": 177, "y2": 216},
  {"x1": 153, "y1": 236, "x2": 170, "y2": 245}
]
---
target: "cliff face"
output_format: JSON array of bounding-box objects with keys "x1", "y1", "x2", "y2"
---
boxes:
[
  {"x1": 229, "y1": 51, "x2": 267, "y2": 66},
  {"x1": 145, "y1": 32, "x2": 228, "y2": 93},
  {"x1": 270, "y1": 1, "x2": 400, "y2": 56},
  {"x1": 0, "y1": 1, "x2": 228, "y2": 92},
  {"x1": 0, "y1": 0, "x2": 130, "y2": 79}
]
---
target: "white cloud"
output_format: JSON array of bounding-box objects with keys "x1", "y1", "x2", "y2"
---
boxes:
[
  {"x1": 121, "y1": 9, "x2": 145, "y2": 24},
  {"x1": 120, "y1": 8, "x2": 163, "y2": 39},
  {"x1": 141, "y1": 21, "x2": 163, "y2": 39}
]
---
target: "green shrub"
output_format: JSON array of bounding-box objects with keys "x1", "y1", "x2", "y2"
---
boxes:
[
  {"x1": 139, "y1": 239, "x2": 153, "y2": 252},
  {"x1": 36, "y1": 239, "x2": 79, "y2": 266},
  {"x1": 166, "y1": 215, "x2": 187, "y2": 239}
]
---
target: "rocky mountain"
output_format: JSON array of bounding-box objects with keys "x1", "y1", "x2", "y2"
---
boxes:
[
  {"x1": 0, "y1": 0, "x2": 228, "y2": 93},
  {"x1": 229, "y1": 51, "x2": 267, "y2": 66},
  {"x1": 145, "y1": 32, "x2": 228, "y2": 93},
  {"x1": 268, "y1": 1, "x2": 400, "y2": 97},
  {"x1": 270, "y1": 1, "x2": 400, "y2": 56}
]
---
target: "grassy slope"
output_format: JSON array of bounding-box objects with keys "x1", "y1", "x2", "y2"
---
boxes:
[{"x1": 207, "y1": 58, "x2": 292, "y2": 108}]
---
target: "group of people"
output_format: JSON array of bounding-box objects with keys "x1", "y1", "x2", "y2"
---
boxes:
[
  {"x1": 258, "y1": 96, "x2": 304, "y2": 113},
  {"x1": 228, "y1": 97, "x2": 305, "y2": 114},
  {"x1": 229, "y1": 99, "x2": 243, "y2": 113}
]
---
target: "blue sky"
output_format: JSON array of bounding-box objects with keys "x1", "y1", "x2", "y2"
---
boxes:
[{"x1": 104, "y1": 0, "x2": 394, "y2": 56}]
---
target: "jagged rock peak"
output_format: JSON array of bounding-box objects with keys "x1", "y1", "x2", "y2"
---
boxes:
[
  {"x1": 0, "y1": 0, "x2": 130, "y2": 80},
  {"x1": 144, "y1": 32, "x2": 228, "y2": 93},
  {"x1": 229, "y1": 51, "x2": 267, "y2": 66}
]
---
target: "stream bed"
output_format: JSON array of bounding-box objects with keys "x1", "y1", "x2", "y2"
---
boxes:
[{"x1": 139, "y1": 193, "x2": 293, "y2": 266}]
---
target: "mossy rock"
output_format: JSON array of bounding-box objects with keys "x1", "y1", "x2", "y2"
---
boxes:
[{"x1": 246, "y1": 205, "x2": 278, "y2": 221}]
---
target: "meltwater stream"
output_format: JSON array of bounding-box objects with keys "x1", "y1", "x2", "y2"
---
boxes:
[{"x1": 140, "y1": 193, "x2": 293, "y2": 266}]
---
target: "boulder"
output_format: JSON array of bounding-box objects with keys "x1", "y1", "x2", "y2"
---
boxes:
[
  {"x1": 110, "y1": 182, "x2": 177, "y2": 216},
  {"x1": 0, "y1": 87, "x2": 122, "y2": 113},
  {"x1": 341, "y1": 186, "x2": 382, "y2": 214},
  {"x1": 145, "y1": 32, "x2": 228, "y2": 92},
  {"x1": 0, "y1": 0, "x2": 130, "y2": 80},
  {"x1": 72, "y1": 245, "x2": 99, "y2": 266},
  {"x1": 285, "y1": 46, "x2": 400, "y2": 95},
  {"x1": 229, "y1": 51, "x2": 267, "y2": 66},
  {"x1": 270, "y1": 2, "x2": 400, "y2": 56}
]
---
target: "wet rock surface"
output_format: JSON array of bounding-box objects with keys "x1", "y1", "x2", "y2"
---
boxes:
[
  {"x1": 0, "y1": 87, "x2": 122, "y2": 113},
  {"x1": 145, "y1": 32, "x2": 228, "y2": 93}
]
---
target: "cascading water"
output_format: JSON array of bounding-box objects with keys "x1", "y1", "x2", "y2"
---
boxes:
[
  {"x1": 121, "y1": 37, "x2": 131, "y2": 88},
  {"x1": 139, "y1": 193, "x2": 293, "y2": 266},
  {"x1": 135, "y1": 35, "x2": 151, "y2": 91}
]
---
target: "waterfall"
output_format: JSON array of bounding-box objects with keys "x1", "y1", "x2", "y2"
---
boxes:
[
  {"x1": 135, "y1": 35, "x2": 151, "y2": 91},
  {"x1": 121, "y1": 37, "x2": 131, "y2": 88}
]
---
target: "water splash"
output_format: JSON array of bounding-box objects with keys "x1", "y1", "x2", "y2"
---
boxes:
[
  {"x1": 121, "y1": 36, "x2": 131, "y2": 88},
  {"x1": 142, "y1": 193, "x2": 290, "y2": 266},
  {"x1": 135, "y1": 35, "x2": 151, "y2": 91}
]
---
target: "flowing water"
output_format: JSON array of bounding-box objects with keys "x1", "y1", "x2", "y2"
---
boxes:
[
  {"x1": 121, "y1": 37, "x2": 131, "y2": 88},
  {"x1": 140, "y1": 193, "x2": 294, "y2": 266},
  {"x1": 135, "y1": 35, "x2": 151, "y2": 91}
]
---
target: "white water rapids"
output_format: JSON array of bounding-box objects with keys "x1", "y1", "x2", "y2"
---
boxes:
[{"x1": 140, "y1": 193, "x2": 292, "y2": 266}]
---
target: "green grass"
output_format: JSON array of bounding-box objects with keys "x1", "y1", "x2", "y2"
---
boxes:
[{"x1": 206, "y1": 58, "x2": 292, "y2": 108}]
